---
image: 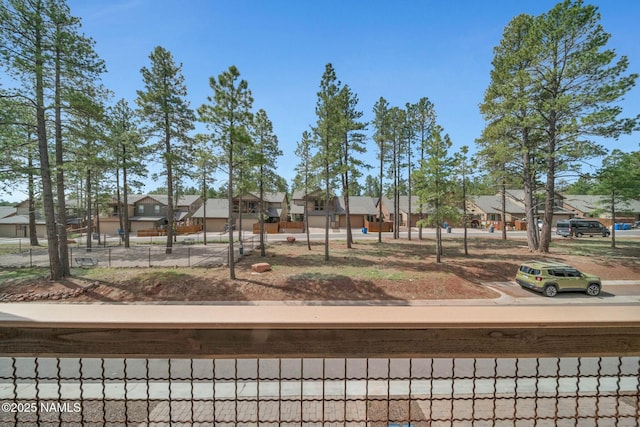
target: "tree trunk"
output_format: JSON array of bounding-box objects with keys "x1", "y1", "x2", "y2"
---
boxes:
[
  {"x1": 122, "y1": 149, "x2": 130, "y2": 248},
  {"x1": 500, "y1": 181, "x2": 507, "y2": 240},
  {"x1": 324, "y1": 164, "x2": 330, "y2": 262},
  {"x1": 35, "y1": 23, "x2": 62, "y2": 280},
  {"x1": 304, "y1": 192, "x2": 311, "y2": 251},
  {"x1": 344, "y1": 190, "x2": 352, "y2": 249},
  {"x1": 27, "y1": 145, "x2": 39, "y2": 246},
  {"x1": 522, "y1": 148, "x2": 539, "y2": 251},
  {"x1": 378, "y1": 149, "x2": 383, "y2": 243},
  {"x1": 54, "y1": 43, "x2": 70, "y2": 276},
  {"x1": 259, "y1": 167, "x2": 266, "y2": 257},
  {"x1": 202, "y1": 169, "x2": 207, "y2": 246},
  {"x1": 539, "y1": 115, "x2": 557, "y2": 254},
  {"x1": 165, "y1": 127, "x2": 174, "y2": 255},
  {"x1": 227, "y1": 140, "x2": 236, "y2": 279},
  {"x1": 85, "y1": 170, "x2": 92, "y2": 251},
  {"x1": 610, "y1": 191, "x2": 616, "y2": 249},
  {"x1": 407, "y1": 144, "x2": 412, "y2": 241},
  {"x1": 462, "y1": 177, "x2": 468, "y2": 256}
]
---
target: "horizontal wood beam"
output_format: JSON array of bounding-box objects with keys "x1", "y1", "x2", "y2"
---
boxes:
[{"x1": 1, "y1": 304, "x2": 639, "y2": 358}]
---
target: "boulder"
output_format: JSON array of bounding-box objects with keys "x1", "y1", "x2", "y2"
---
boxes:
[
  {"x1": 251, "y1": 263, "x2": 271, "y2": 273},
  {"x1": 286, "y1": 236, "x2": 296, "y2": 243}
]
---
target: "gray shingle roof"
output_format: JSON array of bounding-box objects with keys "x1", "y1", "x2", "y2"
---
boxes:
[
  {"x1": 192, "y1": 199, "x2": 230, "y2": 219},
  {"x1": 564, "y1": 194, "x2": 640, "y2": 213},
  {"x1": 336, "y1": 196, "x2": 378, "y2": 215},
  {"x1": 0, "y1": 206, "x2": 17, "y2": 219},
  {"x1": 470, "y1": 195, "x2": 526, "y2": 215},
  {"x1": 381, "y1": 196, "x2": 431, "y2": 214}
]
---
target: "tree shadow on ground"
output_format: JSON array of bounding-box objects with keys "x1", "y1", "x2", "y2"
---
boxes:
[
  {"x1": 242, "y1": 274, "x2": 406, "y2": 302},
  {"x1": 77, "y1": 272, "x2": 248, "y2": 302}
]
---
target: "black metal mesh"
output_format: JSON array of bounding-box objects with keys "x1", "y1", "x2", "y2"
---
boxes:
[{"x1": 1, "y1": 357, "x2": 638, "y2": 426}]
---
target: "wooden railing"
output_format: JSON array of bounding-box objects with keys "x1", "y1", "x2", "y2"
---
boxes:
[
  {"x1": 1, "y1": 305, "x2": 638, "y2": 358},
  {"x1": 1, "y1": 304, "x2": 638, "y2": 425}
]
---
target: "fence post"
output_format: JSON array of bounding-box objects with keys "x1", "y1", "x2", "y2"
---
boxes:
[
  {"x1": 188, "y1": 247, "x2": 191, "y2": 267},
  {"x1": 108, "y1": 248, "x2": 112, "y2": 268},
  {"x1": 29, "y1": 248, "x2": 32, "y2": 268},
  {"x1": 148, "y1": 246, "x2": 151, "y2": 268},
  {"x1": 70, "y1": 247, "x2": 73, "y2": 268}
]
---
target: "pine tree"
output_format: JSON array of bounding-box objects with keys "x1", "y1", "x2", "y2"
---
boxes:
[
  {"x1": 106, "y1": 99, "x2": 147, "y2": 248},
  {"x1": 372, "y1": 97, "x2": 391, "y2": 243},
  {"x1": 336, "y1": 85, "x2": 366, "y2": 248},
  {"x1": 413, "y1": 126, "x2": 455, "y2": 263},
  {"x1": 198, "y1": 65, "x2": 254, "y2": 279},
  {"x1": 136, "y1": 46, "x2": 195, "y2": 254},
  {"x1": 1, "y1": 0, "x2": 62, "y2": 278},
  {"x1": 294, "y1": 131, "x2": 317, "y2": 251},
  {"x1": 253, "y1": 109, "x2": 282, "y2": 256},
  {"x1": 312, "y1": 63, "x2": 342, "y2": 261},
  {"x1": 410, "y1": 98, "x2": 436, "y2": 240}
]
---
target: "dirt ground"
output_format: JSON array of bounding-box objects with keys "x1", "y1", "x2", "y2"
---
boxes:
[{"x1": 1, "y1": 238, "x2": 638, "y2": 303}]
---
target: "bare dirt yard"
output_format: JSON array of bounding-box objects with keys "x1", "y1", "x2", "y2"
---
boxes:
[{"x1": 1, "y1": 237, "x2": 638, "y2": 303}]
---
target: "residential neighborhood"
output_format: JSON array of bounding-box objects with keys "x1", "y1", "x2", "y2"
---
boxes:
[{"x1": 2, "y1": 190, "x2": 639, "y2": 239}]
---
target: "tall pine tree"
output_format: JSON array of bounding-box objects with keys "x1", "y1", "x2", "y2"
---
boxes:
[{"x1": 136, "y1": 46, "x2": 195, "y2": 254}]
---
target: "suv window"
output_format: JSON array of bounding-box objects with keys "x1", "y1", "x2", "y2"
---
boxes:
[
  {"x1": 519, "y1": 266, "x2": 540, "y2": 275},
  {"x1": 565, "y1": 269, "x2": 581, "y2": 277},
  {"x1": 549, "y1": 270, "x2": 565, "y2": 277}
]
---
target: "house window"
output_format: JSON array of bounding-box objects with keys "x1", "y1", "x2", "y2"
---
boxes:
[
  {"x1": 138, "y1": 205, "x2": 144, "y2": 214},
  {"x1": 154, "y1": 205, "x2": 160, "y2": 214},
  {"x1": 314, "y1": 199, "x2": 324, "y2": 211}
]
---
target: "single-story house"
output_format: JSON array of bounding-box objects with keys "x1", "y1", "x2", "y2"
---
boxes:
[
  {"x1": 467, "y1": 195, "x2": 528, "y2": 227},
  {"x1": 468, "y1": 190, "x2": 573, "y2": 228},
  {"x1": 0, "y1": 204, "x2": 47, "y2": 238},
  {"x1": 563, "y1": 195, "x2": 640, "y2": 223}
]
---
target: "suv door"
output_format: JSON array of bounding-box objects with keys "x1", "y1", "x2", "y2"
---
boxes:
[{"x1": 555, "y1": 269, "x2": 585, "y2": 291}]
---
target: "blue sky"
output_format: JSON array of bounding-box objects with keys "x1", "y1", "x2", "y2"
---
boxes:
[{"x1": 3, "y1": 0, "x2": 640, "y2": 201}]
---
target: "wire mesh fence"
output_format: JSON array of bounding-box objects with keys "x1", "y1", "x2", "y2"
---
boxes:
[
  {"x1": 1, "y1": 356, "x2": 638, "y2": 426},
  {"x1": 0, "y1": 243, "x2": 238, "y2": 269}
]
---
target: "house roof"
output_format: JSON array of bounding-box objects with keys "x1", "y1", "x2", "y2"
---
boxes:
[
  {"x1": 291, "y1": 189, "x2": 335, "y2": 200},
  {"x1": 0, "y1": 215, "x2": 29, "y2": 225},
  {"x1": 470, "y1": 195, "x2": 527, "y2": 215},
  {"x1": 116, "y1": 194, "x2": 201, "y2": 206},
  {"x1": 380, "y1": 196, "x2": 431, "y2": 214},
  {"x1": 563, "y1": 195, "x2": 607, "y2": 214},
  {"x1": 336, "y1": 196, "x2": 378, "y2": 215},
  {"x1": 0, "y1": 206, "x2": 17, "y2": 219},
  {"x1": 564, "y1": 194, "x2": 640, "y2": 213},
  {"x1": 192, "y1": 199, "x2": 230, "y2": 219},
  {"x1": 242, "y1": 192, "x2": 287, "y2": 203},
  {"x1": 128, "y1": 216, "x2": 165, "y2": 222}
]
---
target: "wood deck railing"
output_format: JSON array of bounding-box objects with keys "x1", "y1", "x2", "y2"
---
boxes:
[{"x1": 1, "y1": 304, "x2": 638, "y2": 358}]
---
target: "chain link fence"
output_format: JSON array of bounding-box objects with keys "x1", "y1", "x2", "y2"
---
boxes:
[{"x1": 0, "y1": 238, "x2": 262, "y2": 268}]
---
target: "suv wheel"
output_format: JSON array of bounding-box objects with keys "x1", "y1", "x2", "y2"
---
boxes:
[
  {"x1": 576, "y1": 232, "x2": 583, "y2": 237},
  {"x1": 586, "y1": 283, "x2": 601, "y2": 296},
  {"x1": 543, "y1": 284, "x2": 558, "y2": 297}
]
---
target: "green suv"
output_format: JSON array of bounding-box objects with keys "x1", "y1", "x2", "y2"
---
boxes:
[{"x1": 515, "y1": 261, "x2": 602, "y2": 297}]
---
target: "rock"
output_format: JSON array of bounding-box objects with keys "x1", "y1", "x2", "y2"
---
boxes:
[
  {"x1": 286, "y1": 236, "x2": 296, "y2": 243},
  {"x1": 251, "y1": 263, "x2": 271, "y2": 273}
]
